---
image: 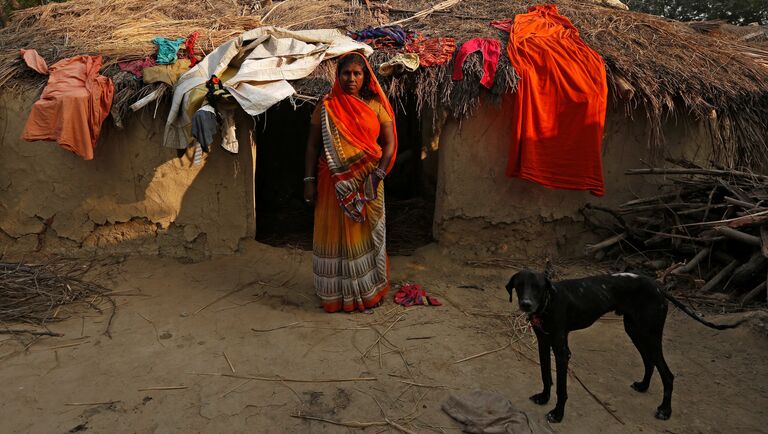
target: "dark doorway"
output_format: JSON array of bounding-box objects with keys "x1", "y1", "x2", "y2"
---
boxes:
[
  {"x1": 254, "y1": 101, "x2": 315, "y2": 250},
  {"x1": 254, "y1": 96, "x2": 436, "y2": 256}
]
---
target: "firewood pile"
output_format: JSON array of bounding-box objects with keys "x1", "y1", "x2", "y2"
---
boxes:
[{"x1": 583, "y1": 160, "x2": 768, "y2": 307}]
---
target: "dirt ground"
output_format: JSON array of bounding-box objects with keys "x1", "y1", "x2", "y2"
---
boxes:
[{"x1": 1, "y1": 241, "x2": 767, "y2": 434}]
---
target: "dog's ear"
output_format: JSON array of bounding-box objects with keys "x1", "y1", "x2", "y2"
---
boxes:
[{"x1": 506, "y1": 272, "x2": 519, "y2": 302}]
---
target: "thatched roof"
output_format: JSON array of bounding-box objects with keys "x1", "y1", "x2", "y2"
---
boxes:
[{"x1": 1, "y1": 0, "x2": 767, "y2": 168}]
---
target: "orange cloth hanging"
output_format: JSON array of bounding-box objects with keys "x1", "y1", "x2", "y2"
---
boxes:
[
  {"x1": 20, "y1": 50, "x2": 114, "y2": 161},
  {"x1": 501, "y1": 5, "x2": 607, "y2": 197}
]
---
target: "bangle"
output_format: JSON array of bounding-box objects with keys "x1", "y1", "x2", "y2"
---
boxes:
[
  {"x1": 303, "y1": 176, "x2": 316, "y2": 182},
  {"x1": 373, "y1": 167, "x2": 387, "y2": 179}
]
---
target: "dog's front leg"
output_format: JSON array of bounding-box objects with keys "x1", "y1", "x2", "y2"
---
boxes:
[
  {"x1": 547, "y1": 334, "x2": 570, "y2": 423},
  {"x1": 530, "y1": 330, "x2": 551, "y2": 405}
]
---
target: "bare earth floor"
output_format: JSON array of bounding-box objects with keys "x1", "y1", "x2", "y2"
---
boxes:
[{"x1": 1, "y1": 241, "x2": 766, "y2": 434}]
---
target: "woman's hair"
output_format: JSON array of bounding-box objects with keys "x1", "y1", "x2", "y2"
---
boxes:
[{"x1": 336, "y1": 53, "x2": 375, "y2": 100}]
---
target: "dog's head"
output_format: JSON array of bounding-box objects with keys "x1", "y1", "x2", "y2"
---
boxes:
[{"x1": 505, "y1": 270, "x2": 552, "y2": 313}]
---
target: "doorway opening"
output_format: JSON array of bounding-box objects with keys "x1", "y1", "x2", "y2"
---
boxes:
[{"x1": 254, "y1": 96, "x2": 437, "y2": 256}]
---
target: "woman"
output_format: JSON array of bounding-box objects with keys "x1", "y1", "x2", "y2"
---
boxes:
[{"x1": 303, "y1": 52, "x2": 397, "y2": 313}]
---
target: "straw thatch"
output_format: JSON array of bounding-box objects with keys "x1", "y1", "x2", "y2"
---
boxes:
[
  {"x1": 0, "y1": 1, "x2": 261, "y2": 82},
  {"x1": 383, "y1": 0, "x2": 768, "y2": 169},
  {"x1": 0, "y1": 0, "x2": 265, "y2": 124},
  {"x1": 1, "y1": 0, "x2": 767, "y2": 168}
]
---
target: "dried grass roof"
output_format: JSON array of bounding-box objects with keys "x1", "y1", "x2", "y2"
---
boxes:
[{"x1": 1, "y1": 0, "x2": 767, "y2": 168}]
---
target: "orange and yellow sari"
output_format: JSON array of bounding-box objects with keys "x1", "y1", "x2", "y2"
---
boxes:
[{"x1": 312, "y1": 53, "x2": 398, "y2": 313}]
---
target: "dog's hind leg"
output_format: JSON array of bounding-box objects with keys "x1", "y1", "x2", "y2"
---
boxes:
[
  {"x1": 530, "y1": 329, "x2": 552, "y2": 405},
  {"x1": 650, "y1": 345, "x2": 674, "y2": 420},
  {"x1": 624, "y1": 317, "x2": 654, "y2": 392},
  {"x1": 647, "y1": 332, "x2": 674, "y2": 420}
]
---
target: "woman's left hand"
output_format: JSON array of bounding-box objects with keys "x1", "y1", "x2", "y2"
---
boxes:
[{"x1": 371, "y1": 167, "x2": 385, "y2": 190}]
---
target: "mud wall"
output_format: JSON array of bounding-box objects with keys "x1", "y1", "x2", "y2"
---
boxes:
[
  {"x1": 433, "y1": 98, "x2": 714, "y2": 258},
  {"x1": 0, "y1": 90, "x2": 715, "y2": 261},
  {"x1": 0, "y1": 92, "x2": 256, "y2": 259}
]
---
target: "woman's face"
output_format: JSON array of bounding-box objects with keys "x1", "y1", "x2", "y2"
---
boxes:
[{"x1": 339, "y1": 62, "x2": 365, "y2": 96}]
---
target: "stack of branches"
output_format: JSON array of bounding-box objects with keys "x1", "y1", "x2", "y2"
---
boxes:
[
  {"x1": 583, "y1": 159, "x2": 768, "y2": 308},
  {"x1": 0, "y1": 260, "x2": 114, "y2": 337}
]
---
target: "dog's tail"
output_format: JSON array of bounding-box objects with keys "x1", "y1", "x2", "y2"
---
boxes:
[{"x1": 664, "y1": 292, "x2": 746, "y2": 330}]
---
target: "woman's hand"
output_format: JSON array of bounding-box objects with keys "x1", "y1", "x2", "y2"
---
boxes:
[
  {"x1": 371, "y1": 167, "x2": 385, "y2": 191},
  {"x1": 304, "y1": 180, "x2": 316, "y2": 206}
]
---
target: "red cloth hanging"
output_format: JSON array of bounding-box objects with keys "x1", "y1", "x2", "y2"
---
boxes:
[
  {"x1": 186, "y1": 32, "x2": 200, "y2": 67},
  {"x1": 500, "y1": 5, "x2": 607, "y2": 197},
  {"x1": 452, "y1": 38, "x2": 501, "y2": 89},
  {"x1": 405, "y1": 37, "x2": 456, "y2": 67}
]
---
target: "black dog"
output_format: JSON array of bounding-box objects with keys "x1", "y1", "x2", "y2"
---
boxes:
[{"x1": 506, "y1": 269, "x2": 743, "y2": 423}]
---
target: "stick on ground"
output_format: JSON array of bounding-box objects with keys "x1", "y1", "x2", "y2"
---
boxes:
[
  {"x1": 363, "y1": 315, "x2": 405, "y2": 358},
  {"x1": 570, "y1": 370, "x2": 625, "y2": 425},
  {"x1": 45, "y1": 340, "x2": 89, "y2": 350},
  {"x1": 0, "y1": 329, "x2": 62, "y2": 337},
  {"x1": 251, "y1": 321, "x2": 301, "y2": 332},
  {"x1": 221, "y1": 379, "x2": 253, "y2": 398},
  {"x1": 291, "y1": 413, "x2": 417, "y2": 434},
  {"x1": 193, "y1": 279, "x2": 265, "y2": 315},
  {"x1": 453, "y1": 340, "x2": 514, "y2": 364},
  {"x1": 396, "y1": 380, "x2": 448, "y2": 389},
  {"x1": 191, "y1": 372, "x2": 377, "y2": 383},
  {"x1": 223, "y1": 351, "x2": 235, "y2": 373},
  {"x1": 137, "y1": 386, "x2": 188, "y2": 391},
  {"x1": 65, "y1": 401, "x2": 119, "y2": 406}
]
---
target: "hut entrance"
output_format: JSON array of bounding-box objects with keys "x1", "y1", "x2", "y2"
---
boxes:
[{"x1": 254, "y1": 97, "x2": 436, "y2": 255}]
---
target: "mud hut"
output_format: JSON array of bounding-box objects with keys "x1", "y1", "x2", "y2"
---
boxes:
[{"x1": 0, "y1": 0, "x2": 766, "y2": 261}]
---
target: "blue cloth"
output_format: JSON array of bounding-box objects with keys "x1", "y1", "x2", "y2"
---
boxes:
[
  {"x1": 152, "y1": 37, "x2": 186, "y2": 65},
  {"x1": 350, "y1": 25, "x2": 412, "y2": 46}
]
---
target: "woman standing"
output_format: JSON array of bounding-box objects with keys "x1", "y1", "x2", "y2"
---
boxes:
[{"x1": 303, "y1": 52, "x2": 397, "y2": 313}]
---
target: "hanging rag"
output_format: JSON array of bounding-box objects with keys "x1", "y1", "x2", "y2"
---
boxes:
[
  {"x1": 192, "y1": 142, "x2": 204, "y2": 166},
  {"x1": 219, "y1": 109, "x2": 238, "y2": 154},
  {"x1": 452, "y1": 38, "x2": 501, "y2": 89},
  {"x1": 350, "y1": 25, "x2": 417, "y2": 49},
  {"x1": 191, "y1": 104, "x2": 218, "y2": 153},
  {"x1": 497, "y1": 5, "x2": 607, "y2": 197},
  {"x1": 152, "y1": 37, "x2": 186, "y2": 65},
  {"x1": 186, "y1": 32, "x2": 200, "y2": 67},
  {"x1": 164, "y1": 26, "x2": 372, "y2": 149},
  {"x1": 118, "y1": 57, "x2": 156, "y2": 78},
  {"x1": 20, "y1": 49, "x2": 48, "y2": 74},
  {"x1": 20, "y1": 50, "x2": 114, "y2": 161},
  {"x1": 378, "y1": 53, "x2": 420, "y2": 76},
  {"x1": 490, "y1": 19, "x2": 514, "y2": 33},
  {"x1": 405, "y1": 37, "x2": 456, "y2": 67},
  {"x1": 442, "y1": 390, "x2": 551, "y2": 434},
  {"x1": 394, "y1": 284, "x2": 441, "y2": 307},
  {"x1": 142, "y1": 59, "x2": 192, "y2": 86}
]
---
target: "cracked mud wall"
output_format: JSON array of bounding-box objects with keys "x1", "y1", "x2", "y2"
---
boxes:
[
  {"x1": 0, "y1": 92, "x2": 256, "y2": 260},
  {"x1": 433, "y1": 97, "x2": 714, "y2": 258}
]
